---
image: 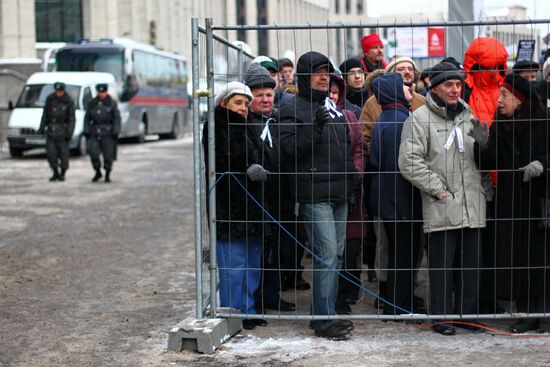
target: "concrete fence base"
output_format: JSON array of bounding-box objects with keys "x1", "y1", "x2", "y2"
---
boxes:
[{"x1": 167, "y1": 308, "x2": 242, "y2": 354}]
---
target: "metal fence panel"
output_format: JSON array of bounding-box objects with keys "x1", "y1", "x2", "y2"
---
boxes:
[{"x1": 193, "y1": 17, "x2": 550, "y2": 334}]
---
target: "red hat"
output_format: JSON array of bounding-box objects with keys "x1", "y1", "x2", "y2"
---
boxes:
[{"x1": 361, "y1": 33, "x2": 383, "y2": 54}]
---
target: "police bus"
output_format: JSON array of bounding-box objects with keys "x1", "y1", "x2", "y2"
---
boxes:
[{"x1": 54, "y1": 38, "x2": 188, "y2": 142}]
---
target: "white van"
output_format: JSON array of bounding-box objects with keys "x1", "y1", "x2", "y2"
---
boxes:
[{"x1": 7, "y1": 72, "x2": 117, "y2": 157}]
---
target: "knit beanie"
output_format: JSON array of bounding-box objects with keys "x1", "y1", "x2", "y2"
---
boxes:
[
  {"x1": 214, "y1": 81, "x2": 253, "y2": 106},
  {"x1": 339, "y1": 58, "x2": 365, "y2": 75},
  {"x1": 512, "y1": 60, "x2": 540, "y2": 74},
  {"x1": 385, "y1": 56, "x2": 418, "y2": 72},
  {"x1": 245, "y1": 63, "x2": 276, "y2": 89},
  {"x1": 429, "y1": 62, "x2": 464, "y2": 89},
  {"x1": 502, "y1": 73, "x2": 538, "y2": 103},
  {"x1": 361, "y1": 33, "x2": 383, "y2": 54}
]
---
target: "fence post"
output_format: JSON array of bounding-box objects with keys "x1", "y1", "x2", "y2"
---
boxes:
[
  {"x1": 205, "y1": 17, "x2": 218, "y2": 318},
  {"x1": 191, "y1": 17, "x2": 204, "y2": 320},
  {"x1": 237, "y1": 44, "x2": 244, "y2": 82}
]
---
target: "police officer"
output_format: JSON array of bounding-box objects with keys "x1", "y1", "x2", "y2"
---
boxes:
[
  {"x1": 38, "y1": 82, "x2": 76, "y2": 182},
  {"x1": 84, "y1": 84, "x2": 121, "y2": 183}
]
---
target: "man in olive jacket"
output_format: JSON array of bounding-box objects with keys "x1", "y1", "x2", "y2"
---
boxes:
[
  {"x1": 38, "y1": 82, "x2": 75, "y2": 181},
  {"x1": 398, "y1": 62, "x2": 488, "y2": 335}
]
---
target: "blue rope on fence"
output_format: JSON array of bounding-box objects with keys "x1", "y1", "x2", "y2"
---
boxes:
[
  {"x1": 206, "y1": 172, "x2": 550, "y2": 337},
  {"x1": 208, "y1": 171, "x2": 414, "y2": 316}
]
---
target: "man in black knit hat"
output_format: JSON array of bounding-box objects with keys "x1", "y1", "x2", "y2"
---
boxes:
[{"x1": 339, "y1": 58, "x2": 369, "y2": 111}]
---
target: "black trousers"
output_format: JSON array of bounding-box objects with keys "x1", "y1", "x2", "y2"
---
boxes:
[
  {"x1": 255, "y1": 221, "x2": 295, "y2": 305},
  {"x1": 337, "y1": 239, "x2": 362, "y2": 305},
  {"x1": 383, "y1": 221, "x2": 422, "y2": 315},
  {"x1": 426, "y1": 228, "x2": 481, "y2": 315},
  {"x1": 479, "y1": 201, "x2": 499, "y2": 311},
  {"x1": 88, "y1": 136, "x2": 115, "y2": 171},
  {"x1": 46, "y1": 138, "x2": 69, "y2": 171}
]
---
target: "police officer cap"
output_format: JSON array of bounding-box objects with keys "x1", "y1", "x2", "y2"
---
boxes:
[
  {"x1": 96, "y1": 83, "x2": 108, "y2": 92},
  {"x1": 54, "y1": 82, "x2": 66, "y2": 91}
]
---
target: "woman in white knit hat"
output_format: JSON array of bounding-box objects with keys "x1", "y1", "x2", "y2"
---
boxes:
[{"x1": 203, "y1": 81, "x2": 270, "y2": 330}]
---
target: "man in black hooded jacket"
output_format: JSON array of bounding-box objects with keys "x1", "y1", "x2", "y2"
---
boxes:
[{"x1": 279, "y1": 51, "x2": 357, "y2": 340}]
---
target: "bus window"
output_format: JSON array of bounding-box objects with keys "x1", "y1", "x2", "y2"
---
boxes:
[{"x1": 56, "y1": 48, "x2": 125, "y2": 83}]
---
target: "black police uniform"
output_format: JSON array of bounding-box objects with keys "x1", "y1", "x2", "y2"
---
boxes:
[
  {"x1": 83, "y1": 86, "x2": 121, "y2": 182},
  {"x1": 38, "y1": 83, "x2": 76, "y2": 181}
]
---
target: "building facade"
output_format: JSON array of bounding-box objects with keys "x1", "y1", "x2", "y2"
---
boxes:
[{"x1": 1, "y1": 0, "x2": 387, "y2": 72}]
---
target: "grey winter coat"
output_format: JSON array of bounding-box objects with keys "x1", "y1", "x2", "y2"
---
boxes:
[{"x1": 398, "y1": 92, "x2": 487, "y2": 233}]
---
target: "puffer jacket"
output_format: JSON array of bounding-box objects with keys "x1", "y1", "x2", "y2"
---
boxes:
[
  {"x1": 279, "y1": 51, "x2": 357, "y2": 204},
  {"x1": 463, "y1": 37, "x2": 508, "y2": 123},
  {"x1": 398, "y1": 92, "x2": 487, "y2": 233}
]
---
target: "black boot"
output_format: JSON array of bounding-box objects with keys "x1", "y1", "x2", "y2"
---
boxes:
[
  {"x1": 92, "y1": 169, "x2": 102, "y2": 182},
  {"x1": 58, "y1": 169, "x2": 66, "y2": 181},
  {"x1": 49, "y1": 168, "x2": 60, "y2": 182},
  {"x1": 104, "y1": 169, "x2": 111, "y2": 183},
  {"x1": 509, "y1": 318, "x2": 539, "y2": 333}
]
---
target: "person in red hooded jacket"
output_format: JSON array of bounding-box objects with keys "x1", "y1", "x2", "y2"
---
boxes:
[
  {"x1": 463, "y1": 37, "x2": 508, "y2": 123},
  {"x1": 462, "y1": 37, "x2": 508, "y2": 314}
]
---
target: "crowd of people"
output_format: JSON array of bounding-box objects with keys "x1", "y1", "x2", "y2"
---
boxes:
[{"x1": 203, "y1": 32, "x2": 550, "y2": 340}]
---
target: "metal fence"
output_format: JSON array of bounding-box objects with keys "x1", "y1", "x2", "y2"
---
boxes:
[{"x1": 191, "y1": 17, "x2": 550, "y2": 332}]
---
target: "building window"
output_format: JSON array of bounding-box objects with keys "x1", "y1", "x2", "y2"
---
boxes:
[
  {"x1": 357, "y1": 0, "x2": 364, "y2": 14},
  {"x1": 35, "y1": 0, "x2": 82, "y2": 42},
  {"x1": 236, "y1": 0, "x2": 247, "y2": 43},
  {"x1": 335, "y1": 0, "x2": 340, "y2": 14},
  {"x1": 345, "y1": 0, "x2": 351, "y2": 14},
  {"x1": 257, "y1": 0, "x2": 268, "y2": 55}
]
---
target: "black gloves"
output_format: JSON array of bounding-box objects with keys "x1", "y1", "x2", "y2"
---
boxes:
[
  {"x1": 246, "y1": 163, "x2": 269, "y2": 181},
  {"x1": 314, "y1": 105, "x2": 331, "y2": 133}
]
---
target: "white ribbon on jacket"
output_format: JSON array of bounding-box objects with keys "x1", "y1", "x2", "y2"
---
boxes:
[
  {"x1": 324, "y1": 97, "x2": 343, "y2": 119},
  {"x1": 260, "y1": 117, "x2": 274, "y2": 148},
  {"x1": 443, "y1": 124, "x2": 465, "y2": 153}
]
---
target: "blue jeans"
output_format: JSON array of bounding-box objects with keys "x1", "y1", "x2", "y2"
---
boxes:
[
  {"x1": 302, "y1": 201, "x2": 347, "y2": 331},
  {"x1": 217, "y1": 238, "x2": 262, "y2": 315}
]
